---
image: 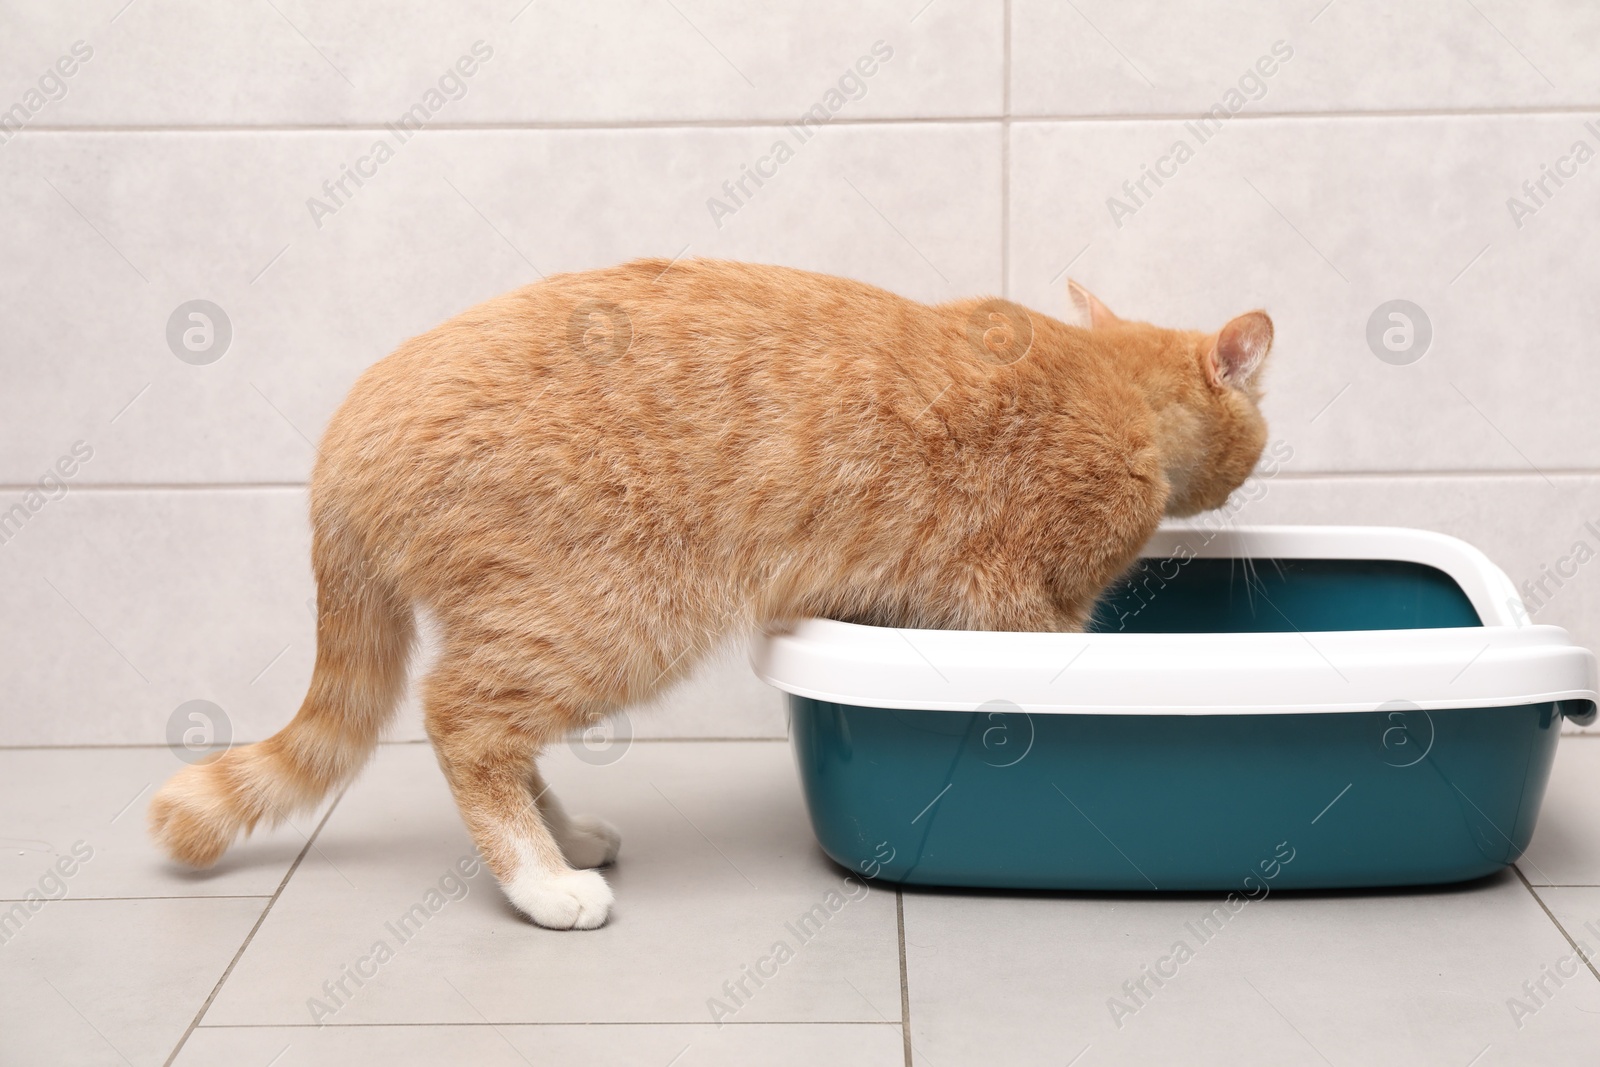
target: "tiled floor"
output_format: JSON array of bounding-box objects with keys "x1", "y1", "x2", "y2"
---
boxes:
[{"x1": 5, "y1": 737, "x2": 1600, "y2": 1066}]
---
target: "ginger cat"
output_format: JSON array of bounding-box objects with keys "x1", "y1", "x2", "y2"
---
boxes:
[{"x1": 149, "y1": 259, "x2": 1274, "y2": 929}]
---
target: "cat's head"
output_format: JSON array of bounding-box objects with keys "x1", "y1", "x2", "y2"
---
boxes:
[{"x1": 1066, "y1": 282, "x2": 1273, "y2": 518}]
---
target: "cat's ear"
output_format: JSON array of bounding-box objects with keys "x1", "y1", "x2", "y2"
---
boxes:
[
  {"x1": 1207, "y1": 310, "x2": 1273, "y2": 388},
  {"x1": 1065, "y1": 280, "x2": 1121, "y2": 330}
]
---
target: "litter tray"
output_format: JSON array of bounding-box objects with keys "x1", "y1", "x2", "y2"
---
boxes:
[{"x1": 752, "y1": 526, "x2": 1598, "y2": 891}]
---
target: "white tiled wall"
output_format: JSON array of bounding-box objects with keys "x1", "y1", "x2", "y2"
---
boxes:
[{"x1": 3, "y1": 2, "x2": 1596, "y2": 744}]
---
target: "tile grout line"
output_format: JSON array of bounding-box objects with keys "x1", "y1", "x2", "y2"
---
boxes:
[
  {"x1": 897, "y1": 890, "x2": 912, "y2": 1067},
  {"x1": 193, "y1": 1021, "x2": 906, "y2": 1028},
  {"x1": 12, "y1": 103, "x2": 1600, "y2": 134},
  {"x1": 1265, "y1": 469, "x2": 1600, "y2": 481},
  {"x1": 0, "y1": 894, "x2": 274, "y2": 903},
  {"x1": 0, "y1": 738, "x2": 795, "y2": 751},
  {"x1": 1017, "y1": 104, "x2": 1600, "y2": 122},
  {"x1": 0, "y1": 485, "x2": 273, "y2": 493},
  {"x1": 0, "y1": 743, "x2": 266, "y2": 751},
  {"x1": 5, "y1": 732, "x2": 1594, "y2": 753},
  {"x1": 7, "y1": 736, "x2": 1600, "y2": 753},
  {"x1": 161, "y1": 789, "x2": 348, "y2": 1067},
  {"x1": 999, "y1": 0, "x2": 1011, "y2": 301},
  {"x1": 1513, "y1": 865, "x2": 1600, "y2": 985}
]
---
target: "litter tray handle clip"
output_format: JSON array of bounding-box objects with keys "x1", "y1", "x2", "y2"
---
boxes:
[{"x1": 1559, "y1": 699, "x2": 1598, "y2": 727}]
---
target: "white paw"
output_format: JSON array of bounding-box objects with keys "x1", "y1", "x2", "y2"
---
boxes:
[
  {"x1": 561, "y1": 814, "x2": 622, "y2": 869},
  {"x1": 504, "y1": 867, "x2": 614, "y2": 930}
]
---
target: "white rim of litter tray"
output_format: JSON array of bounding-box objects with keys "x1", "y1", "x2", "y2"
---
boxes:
[{"x1": 750, "y1": 525, "x2": 1599, "y2": 716}]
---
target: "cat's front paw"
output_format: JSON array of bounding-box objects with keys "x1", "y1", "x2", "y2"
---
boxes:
[
  {"x1": 505, "y1": 867, "x2": 614, "y2": 930},
  {"x1": 560, "y1": 814, "x2": 621, "y2": 869}
]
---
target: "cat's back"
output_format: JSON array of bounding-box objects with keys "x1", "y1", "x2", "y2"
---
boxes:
[
  {"x1": 493, "y1": 257, "x2": 935, "y2": 372},
  {"x1": 317, "y1": 260, "x2": 964, "y2": 504},
  {"x1": 332, "y1": 259, "x2": 954, "y2": 451}
]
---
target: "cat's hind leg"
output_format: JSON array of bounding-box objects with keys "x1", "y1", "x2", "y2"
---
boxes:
[{"x1": 422, "y1": 659, "x2": 613, "y2": 930}]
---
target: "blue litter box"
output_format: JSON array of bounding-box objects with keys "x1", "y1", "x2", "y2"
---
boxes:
[{"x1": 752, "y1": 526, "x2": 1598, "y2": 890}]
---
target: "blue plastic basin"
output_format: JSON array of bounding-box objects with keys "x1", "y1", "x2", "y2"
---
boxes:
[{"x1": 757, "y1": 527, "x2": 1598, "y2": 890}]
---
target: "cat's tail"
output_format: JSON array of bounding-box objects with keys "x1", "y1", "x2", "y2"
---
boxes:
[{"x1": 148, "y1": 521, "x2": 414, "y2": 867}]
